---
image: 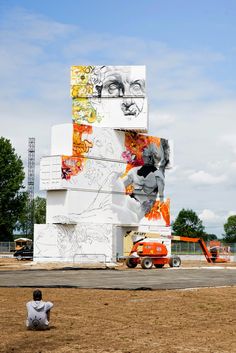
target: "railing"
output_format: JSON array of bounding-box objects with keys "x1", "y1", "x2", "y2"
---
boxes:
[
  {"x1": 73, "y1": 253, "x2": 107, "y2": 266},
  {"x1": 1, "y1": 241, "x2": 236, "y2": 262},
  {"x1": 0, "y1": 242, "x2": 15, "y2": 253},
  {"x1": 172, "y1": 242, "x2": 236, "y2": 255}
]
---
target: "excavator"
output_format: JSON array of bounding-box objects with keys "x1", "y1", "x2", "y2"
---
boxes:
[{"x1": 125, "y1": 232, "x2": 230, "y2": 269}]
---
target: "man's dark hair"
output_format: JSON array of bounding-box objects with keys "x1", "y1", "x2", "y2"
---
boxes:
[{"x1": 33, "y1": 289, "x2": 42, "y2": 301}]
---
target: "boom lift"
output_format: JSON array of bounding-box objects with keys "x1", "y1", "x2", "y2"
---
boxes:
[{"x1": 125, "y1": 233, "x2": 230, "y2": 269}]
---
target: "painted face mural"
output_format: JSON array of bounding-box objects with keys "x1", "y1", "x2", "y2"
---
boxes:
[
  {"x1": 71, "y1": 66, "x2": 147, "y2": 129},
  {"x1": 59, "y1": 124, "x2": 170, "y2": 226},
  {"x1": 94, "y1": 66, "x2": 145, "y2": 119},
  {"x1": 121, "y1": 133, "x2": 170, "y2": 225}
]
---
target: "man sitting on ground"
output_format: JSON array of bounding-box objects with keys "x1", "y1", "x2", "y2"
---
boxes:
[{"x1": 26, "y1": 289, "x2": 53, "y2": 330}]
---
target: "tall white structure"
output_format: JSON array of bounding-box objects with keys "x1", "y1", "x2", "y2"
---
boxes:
[{"x1": 34, "y1": 65, "x2": 172, "y2": 263}]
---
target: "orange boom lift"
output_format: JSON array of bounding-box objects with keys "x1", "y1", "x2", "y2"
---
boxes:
[{"x1": 125, "y1": 233, "x2": 230, "y2": 269}]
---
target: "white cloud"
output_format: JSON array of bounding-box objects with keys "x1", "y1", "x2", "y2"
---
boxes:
[
  {"x1": 227, "y1": 211, "x2": 236, "y2": 218},
  {"x1": 199, "y1": 209, "x2": 221, "y2": 222},
  {"x1": 221, "y1": 134, "x2": 236, "y2": 155},
  {"x1": 0, "y1": 7, "x2": 75, "y2": 42},
  {"x1": 230, "y1": 162, "x2": 236, "y2": 170},
  {"x1": 189, "y1": 171, "x2": 226, "y2": 185},
  {"x1": 150, "y1": 112, "x2": 175, "y2": 128}
]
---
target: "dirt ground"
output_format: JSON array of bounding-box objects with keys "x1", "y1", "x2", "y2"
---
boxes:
[
  {"x1": 1, "y1": 257, "x2": 236, "y2": 271},
  {"x1": 0, "y1": 258, "x2": 236, "y2": 353}
]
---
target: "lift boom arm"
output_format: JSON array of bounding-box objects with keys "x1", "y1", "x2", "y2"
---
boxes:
[
  {"x1": 128, "y1": 231, "x2": 229, "y2": 263},
  {"x1": 171, "y1": 235, "x2": 213, "y2": 263}
]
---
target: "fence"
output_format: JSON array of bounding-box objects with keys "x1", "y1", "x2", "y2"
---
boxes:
[
  {"x1": 73, "y1": 253, "x2": 107, "y2": 265},
  {"x1": 171, "y1": 241, "x2": 236, "y2": 255},
  {"x1": 1, "y1": 241, "x2": 236, "y2": 257},
  {"x1": 0, "y1": 242, "x2": 15, "y2": 253}
]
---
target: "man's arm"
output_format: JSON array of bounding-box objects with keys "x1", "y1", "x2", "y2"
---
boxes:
[{"x1": 45, "y1": 302, "x2": 54, "y2": 321}]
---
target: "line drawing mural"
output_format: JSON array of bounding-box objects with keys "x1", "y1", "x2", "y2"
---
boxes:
[{"x1": 34, "y1": 224, "x2": 112, "y2": 261}]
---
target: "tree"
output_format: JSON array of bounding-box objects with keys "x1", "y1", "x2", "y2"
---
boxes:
[
  {"x1": 223, "y1": 215, "x2": 236, "y2": 243},
  {"x1": 204, "y1": 233, "x2": 218, "y2": 241},
  {"x1": 16, "y1": 193, "x2": 33, "y2": 237},
  {"x1": 16, "y1": 196, "x2": 46, "y2": 237},
  {"x1": 172, "y1": 208, "x2": 205, "y2": 237},
  {"x1": 0, "y1": 137, "x2": 27, "y2": 241},
  {"x1": 34, "y1": 196, "x2": 46, "y2": 224}
]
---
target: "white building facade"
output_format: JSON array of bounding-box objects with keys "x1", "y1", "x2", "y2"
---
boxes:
[{"x1": 34, "y1": 65, "x2": 172, "y2": 263}]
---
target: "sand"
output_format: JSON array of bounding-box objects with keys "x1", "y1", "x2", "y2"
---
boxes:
[{"x1": 0, "y1": 258, "x2": 235, "y2": 353}]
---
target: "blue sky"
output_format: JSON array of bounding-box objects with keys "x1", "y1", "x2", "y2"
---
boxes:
[{"x1": 1, "y1": 0, "x2": 236, "y2": 236}]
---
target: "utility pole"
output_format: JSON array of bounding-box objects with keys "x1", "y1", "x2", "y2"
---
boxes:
[{"x1": 28, "y1": 138, "x2": 35, "y2": 238}]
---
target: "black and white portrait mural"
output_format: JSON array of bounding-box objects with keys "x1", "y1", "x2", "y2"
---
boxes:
[{"x1": 71, "y1": 65, "x2": 148, "y2": 131}]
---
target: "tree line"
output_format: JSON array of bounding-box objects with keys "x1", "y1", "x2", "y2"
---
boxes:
[
  {"x1": 0, "y1": 137, "x2": 45, "y2": 241},
  {"x1": 0, "y1": 137, "x2": 236, "y2": 243},
  {"x1": 172, "y1": 208, "x2": 236, "y2": 243}
]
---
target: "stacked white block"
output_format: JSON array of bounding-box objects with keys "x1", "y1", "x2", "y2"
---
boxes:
[
  {"x1": 34, "y1": 65, "x2": 173, "y2": 263},
  {"x1": 71, "y1": 65, "x2": 148, "y2": 132},
  {"x1": 41, "y1": 124, "x2": 172, "y2": 225}
]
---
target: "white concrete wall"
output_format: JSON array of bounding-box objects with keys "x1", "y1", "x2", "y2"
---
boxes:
[
  {"x1": 34, "y1": 223, "x2": 172, "y2": 263},
  {"x1": 46, "y1": 189, "x2": 170, "y2": 227},
  {"x1": 50, "y1": 124, "x2": 128, "y2": 159},
  {"x1": 72, "y1": 98, "x2": 148, "y2": 131},
  {"x1": 49, "y1": 124, "x2": 173, "y2": 166},
  {"x1": 40, "y1": 156, "x2": 62, "y2": 190},
  {"x1": 35, "y1": 65, "x2": 174, "y2": 263},
  {"x1": 51, "y1": 124, "x2": 73, "y2": 156},
  {"x1": 46, "y1": 190, "x2": 68, "y2": 223},
  {"x1": 71, "y1": 65, "x2": 146, "y2": 96},
  {"x1": 41, "y1": 155, "x2": 125, "y2": 192},
  {"x1": 34, "y1": 223, "x2": 114, "y2": 263},
  {"x1": 71, "y1": 65, "x2": 148, "y2": 131},
  {"x1": 50, "y1": 124, "x2": 126, "y2": 161},
  {"x1": 43, "y1": 124, "x2": 173, "y2": 228}
]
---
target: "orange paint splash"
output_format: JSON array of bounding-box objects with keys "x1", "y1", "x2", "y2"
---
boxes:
[{"x1": 145, "y1": 199, "x2": 170, "y2": 226}]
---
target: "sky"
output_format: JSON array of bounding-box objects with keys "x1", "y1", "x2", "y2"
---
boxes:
[{"x1": 0, "y1": 0, "x2": 236, "y2": 237}]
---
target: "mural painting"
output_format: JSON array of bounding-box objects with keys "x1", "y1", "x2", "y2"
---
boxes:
[
  {"x1": 34, "y1": 223, "x2": 113, "y2": 262},
  {"x1": 72, "y1": 123, "x2": 93, "y2": 156},
  {"x1": 61, "y1": 124, "x2": 93, "y2": 180},
  {"x1": 59, "y1": 124, "x2": 170, "y2": 226},
  {"x1": 71, "y1": 65, "x2": 147, "y2": 129},
  {"x1": 120, "y1": 132, "x2": 170, "y2": 223},
  {"x1": 36, "y1": 64, "x2": 173, "y2": 263},
  {"x1": 121, "y1": 134, "x2": 169, "y2": 200}
]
